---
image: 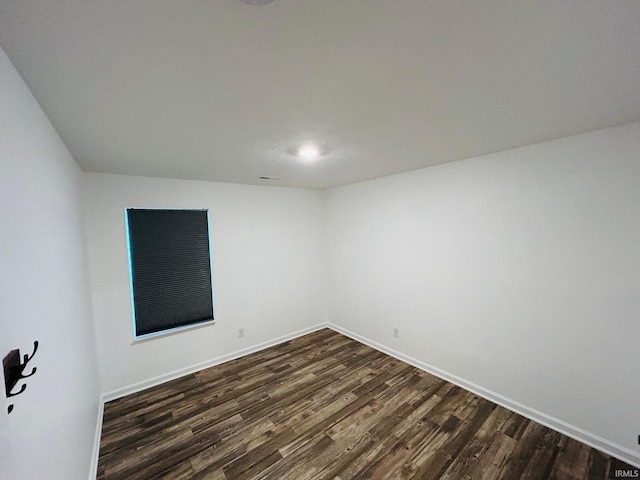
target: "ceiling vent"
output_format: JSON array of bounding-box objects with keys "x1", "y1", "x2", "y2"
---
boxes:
[{"x1": 240, "y1": 0, "x2": 276, "y2": 5}]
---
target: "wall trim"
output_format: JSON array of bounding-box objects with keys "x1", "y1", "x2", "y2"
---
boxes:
[
  {"x1": 89, "y1": 321, "x2": 639, "y2": 478},
  {"x1": 102, "y1": 323, "x2": 327, "y2": 403},
  {"x1": 89, "y1": 323, "x2": 327, "y2": 479},
  {"x1": 326, "y1": 322, "x2": 640, "y2": 469},
  {"x1": 88, "y1": 398, "x2": 105, "y2": 480}
]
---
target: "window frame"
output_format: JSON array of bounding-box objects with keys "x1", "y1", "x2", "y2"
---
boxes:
[{"x1": 124, "y1": 207, "x2": 216, "y2": 342}]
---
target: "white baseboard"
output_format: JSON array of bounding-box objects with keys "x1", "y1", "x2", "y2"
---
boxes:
[
  {"x1": 326, "y1": 322, "x2": 640, "y2": 469},
  {"x1": 102, "y1": 323, "x2": 327, "y2": 403},
  {"x1": 88, "y1": 320, "x2": 639, "y2": 478},
  {"x1": 89, "y1": 323, "x2": 328, "y2": 479},
  {"x1": 88, "y1": 397, "x2": 105, "y2": 480}
]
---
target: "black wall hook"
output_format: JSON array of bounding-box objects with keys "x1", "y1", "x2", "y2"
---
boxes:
[
  {"x1": 3, "y1": 341, "x2": 39, "y2": 414},
  {"x1": 23, "y1": 340, "x2": 38, "y2": 365},
  {"x1": 7, "y1": 383, "x2": 26, "y2": 398}
]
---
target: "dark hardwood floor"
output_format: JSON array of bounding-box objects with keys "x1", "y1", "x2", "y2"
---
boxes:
[{"x1": 98, "y1": 328, "x2": 636, "y2": 479}]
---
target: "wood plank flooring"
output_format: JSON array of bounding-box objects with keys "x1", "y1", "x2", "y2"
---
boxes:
[{"x1": 98, "y1": 329, "x2": 637, "y2": 479}]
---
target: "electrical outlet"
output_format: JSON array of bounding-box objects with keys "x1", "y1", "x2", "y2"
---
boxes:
[
  {"x1": 238, "y1": 328, "x2": 245, "y2": 338},
  {"x1": 393, "y1": 327, "x2": 399, "y2": 338}
]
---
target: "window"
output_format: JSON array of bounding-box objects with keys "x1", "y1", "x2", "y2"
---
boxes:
[{"x1": 125, "y1": 208, "x2": 214, "y2": 339}]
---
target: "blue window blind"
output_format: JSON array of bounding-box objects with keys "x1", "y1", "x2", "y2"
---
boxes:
[{"x1": 126, "y1": 209, "x2": 214, "y2": 338}]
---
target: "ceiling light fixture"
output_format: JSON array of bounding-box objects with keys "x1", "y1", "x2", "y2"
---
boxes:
[
  {"x1": 297, "y1": 143, "x2": 321, "y2": 161},
  {"x1": 285, "y1": 142, "x2": 329, "y2": 162}
]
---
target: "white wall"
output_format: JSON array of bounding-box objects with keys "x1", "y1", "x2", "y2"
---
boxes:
[
  {"x1": 82, "y1": 173, "x2": 327, "y2": 395},
  {"x1": 0, "y1": 48, "x2": 100, "y2": 479},
  {"x1": 326, "y1": 122, "x2": 640, "y2": 465},
  {"x1": 4, "y1": 28, "x2": 636, "y2": 473}
]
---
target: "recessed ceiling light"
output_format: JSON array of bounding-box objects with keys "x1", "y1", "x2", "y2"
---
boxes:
[
  {"x1": 284, "y1": 142, "x2": 330, "y2": 162},
  {"x1": 297, "y1": 143, "x2": 321, "y2": 161}
]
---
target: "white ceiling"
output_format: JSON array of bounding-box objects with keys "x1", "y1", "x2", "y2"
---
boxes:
[{"x1": 1, "y1": 1, "x2": 639, "y2": 189}]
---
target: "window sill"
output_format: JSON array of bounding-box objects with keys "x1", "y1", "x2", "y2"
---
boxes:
[{"x1": 132, "y1": 318, "x2": 216, "y2": 344}]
